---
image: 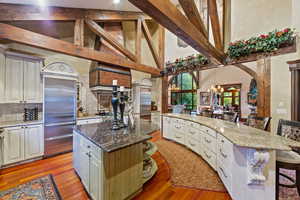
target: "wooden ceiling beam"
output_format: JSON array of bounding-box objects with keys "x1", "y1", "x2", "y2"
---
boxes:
[
  {"x1": 0, "y1": 23, "x2": 160, "y2": 75},
  {"x1": 208, "y1": 0, "x2": 223, "y2": 50},
  {"x1": 85, "y1": 18, "x2": 137, "y2": 62},
  {"x1": 74, "y1": 19, "x2": 84, "y2": 47},
  {"x1": 136, "y1": 18, "x2": 142, "y2": 63},
  {"x1": 141, "y1": 19, "x2": 162, "y2": 68},
  {"x1": 0, "y1": 3, "x2": 151, "y2": 21},
  {"x1": 128, "y1": 0, "x2": 226, "y2": 65},
  {"x1": 178, "y1": 0, "x2": 208, "y2": 38}
]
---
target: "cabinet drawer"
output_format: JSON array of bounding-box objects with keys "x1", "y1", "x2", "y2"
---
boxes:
[
  {"x1": 200, "y1": 126, "x2": 217, "y2": 138},
  {"x1": 185, "y1": 135, "x2": 200, "y2": 154},
  {"x1": 202, "y1": 147, "x2": 217, "y2": 170},
  {"x1": 173, "y1": 131, "x2": 185, "y2": 145},
  {"x1": 217, "y1": 135, "x2": 233, "y2": 166},
  {"x1": 79, "y1": 135, "x2": 102, "y2": 161},
  {"x1": 202, "y1": 133, "x2": 216, "y2": 153},
  {"x1": 77, "y1": 118, "x2": 101, "y2": 125},
  {"x1": 218, "y1": 165, "x2": 232, "y2": 192},
  {"x1": 187, "y1": 127, "x2": 200, "y2": 141}
]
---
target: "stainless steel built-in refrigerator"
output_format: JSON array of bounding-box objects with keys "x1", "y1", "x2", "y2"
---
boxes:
[{"x1": 44, "y1": 78, "x2": 76, "y2": 157}]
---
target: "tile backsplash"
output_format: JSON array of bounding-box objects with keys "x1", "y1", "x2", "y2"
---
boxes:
[{"x1": 0, "y1": 103, "x2": 43, "y2": 122}]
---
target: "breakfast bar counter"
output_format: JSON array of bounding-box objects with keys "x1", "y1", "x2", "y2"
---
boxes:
[{"x1": 162, "y1": 113, "x2": 300, "y2": 200}]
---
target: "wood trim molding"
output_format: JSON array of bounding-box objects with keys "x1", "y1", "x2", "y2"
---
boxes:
[
  {"x1": 178, "y1": 0, "x2": 208, "y2": 38},
  {"x1": 0, "y1": 3, "x2": 151, "y2": 21},
  {"x1": 85, "y1": 18, "x2": 137, "y2": 62},
  {"x1": 0, "y1": 23, "x2": 161, "y2": 75},
  {"x1": 128, "y1": 0, "x2": 226, "y2": 65}
]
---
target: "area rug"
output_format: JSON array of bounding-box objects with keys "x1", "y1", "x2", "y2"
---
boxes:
[
  {"x1": 0, "y1": 175, "x2": 61, "y2": 200},
  {"x1": 155, "y1": 139, "x2": 226, "y2": 192},
  {"x1": 279, "y1": 169, "x2": 300, "y2": 200}
]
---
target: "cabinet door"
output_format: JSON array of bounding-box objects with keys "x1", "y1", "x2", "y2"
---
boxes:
[
  {"x1": 24, "y1": 125, "x2": 44, "y2": 159},
  {"x1": 5, "y1": 56, "x2": 24, "y2": 103},
  {"x1": 3, "y1": 127, "x2": 24, "y2": 165},
  {"x1": 24, "y1": 60, "x2": 42, "y2": 103},
  {"x1": 89, "y1": 154, "x2": 102, "y2": 200},
  {"x1": 0, "y1": 53, "x2": 5, "y2": 103},
  {"x1": 79, "y1": 148, "x2": 90, "y2": 191}
]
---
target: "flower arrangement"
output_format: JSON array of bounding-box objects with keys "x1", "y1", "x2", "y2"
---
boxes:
[
  {"x1": 163, "y1": 54, "x2": 209, "y2": 75},
  {"x1": 227, "y1": 28, "x2": 296, "y2": 60}
]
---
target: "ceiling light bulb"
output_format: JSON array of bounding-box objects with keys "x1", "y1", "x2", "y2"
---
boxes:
[{"x1": 113, "y1": 0, "x2": 120, "y2": 4}]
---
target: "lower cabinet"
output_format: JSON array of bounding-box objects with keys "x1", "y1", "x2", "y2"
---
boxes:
[
  {"x1": 3, "y1": 124, "x2": 44, "y2": 165},
  {"x1": 73, "y1": 132, "x2": 102, "y2": 200}
]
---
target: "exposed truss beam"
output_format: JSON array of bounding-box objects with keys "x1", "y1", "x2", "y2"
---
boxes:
[
  {"x1": 178, "y1": 0, "x2": 208, "y2": 38},
  {"x1": 208, "y1": 0, "x2": 223, "y2": 50},
  {"x1": 136, "y1": 18, "x2": 142, "y2": 63},
  {"x1": 234, "y1": 64, "x2": 258, "y2": 80},
  {"x1": 85, "y1": 18, "x2": 137, "y2": 62},
  {"x1": 142, "y1": 19, "x2": 162, "y2": 68},
  {"x1": 128, "y1": 0, "x2": 225, "y2": 65},
  {"x1": 0, "y1": 3, "x2": 151, "y2": 21},
  {"x1": 0, "y1": 23, "x2": 160, "y2": 75},
  {"x1": 74, "y1": 19, "x2": 84, "y2": 47}
]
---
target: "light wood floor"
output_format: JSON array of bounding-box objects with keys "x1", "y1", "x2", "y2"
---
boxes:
[{"x1": 0, "y1": 131, "x2": 231, "y2": 200}]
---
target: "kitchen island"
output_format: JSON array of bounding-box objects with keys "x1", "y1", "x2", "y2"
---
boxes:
[
  {"x1": 73, "y1": 118, "x2": 158, "y2": 200},
  {"x1": 162, "y1": 113, "x2": 300, "y2": 200}
]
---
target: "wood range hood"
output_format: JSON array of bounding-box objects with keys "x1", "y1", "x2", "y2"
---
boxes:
[{"x1": 89, "y1": 22, "x2": 132, "y2": 92}]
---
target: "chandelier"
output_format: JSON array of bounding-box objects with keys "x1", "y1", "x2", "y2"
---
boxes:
[{"x1": 208, "y1": 85, "x2": 224, "y2": 94}]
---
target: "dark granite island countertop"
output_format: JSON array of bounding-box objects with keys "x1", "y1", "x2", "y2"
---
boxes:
[{"x1": 74, "y1": 119, "x2": 159, "y2": 152}]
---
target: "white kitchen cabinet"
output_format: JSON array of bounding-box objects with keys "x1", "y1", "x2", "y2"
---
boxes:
[
  {"x1": 24, "y1": 60, "x2": 42, "y2": 103},
  {"x1": 74, "y1": 131, "x2": 102, "y2": 200},
  {"x1": 24, "y1": 125, "x2": 44, "y2": 159},
  {"x1": 4, "y1": 55, "x2": 42, "y2": 104},
  {"x1": 89, "y1": 153, "x2": 102, "y2": 200},
  {"x1": 0, "y1": 53, "x2": 5, "y2": 103},
  {"x1": 3, "y1": 126, "x2": 24, "y2": 165},
  {"x1": 3, "y1": 124, "x2": 44, "y2": 165},
  {"x1": 5, "y1": 56, "x2": 24, "y2": 103}
]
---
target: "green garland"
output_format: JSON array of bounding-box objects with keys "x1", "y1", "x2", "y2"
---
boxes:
[
  {"x1": 164, "y1": 54, "x2": 209, "y2": 75},
  {"x1": 227, "y1": 28, "x2": 295, "y2": 59}
]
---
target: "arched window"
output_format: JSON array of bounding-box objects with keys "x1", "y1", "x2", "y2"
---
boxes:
[{"x1": 169, "y1": 72, "x2": 198, "y2": 111}]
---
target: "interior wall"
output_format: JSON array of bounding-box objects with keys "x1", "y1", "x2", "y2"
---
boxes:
[
  {"x1": 230, "y1": 0, "x2": 300, "y2": 132},
  {"x1": 198, "y1": 66, "x2": 252, "y2": 118}
]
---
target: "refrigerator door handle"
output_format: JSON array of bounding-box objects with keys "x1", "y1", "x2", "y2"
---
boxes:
[
  {"x1": 45, "y1": 134, "x2": 73, "y2": 141},
  {"x1": 45, "y1": 122, "x2": 76, "y2": 127}
]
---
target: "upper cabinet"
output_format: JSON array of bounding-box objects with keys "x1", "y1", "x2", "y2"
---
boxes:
[
  {"x1": 5, "y1": 56, "x2": 24, "y2": 103},
  {"x1": 23, "y1": 60, "x2": 42, "y2": 103},
  {"x1": 2, "y1": 54, "x2": 43, "y2": 104}
]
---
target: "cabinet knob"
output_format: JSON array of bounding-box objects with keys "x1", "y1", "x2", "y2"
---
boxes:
[{"x1": 87, "y1": 145, "x2": 91, "y2": 148}]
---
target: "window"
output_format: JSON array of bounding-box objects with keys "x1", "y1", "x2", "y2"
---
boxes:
[
  {"x1": 169, "y1": 73, "x2": 198, "y2": 111},
  {"x1": 220, "y1": 84, "x2": 241, "y2": 113}
]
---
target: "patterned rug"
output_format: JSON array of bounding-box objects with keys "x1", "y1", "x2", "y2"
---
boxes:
[
  {"x1": 279, "y1": 169, "x2": 300, "y2": 200},
  {"x1": 155, "y1": 139, "x2": 226, "y2": 192},
  {"x1": 0, "y1": 175, "x2": 61, "y2": 200}
]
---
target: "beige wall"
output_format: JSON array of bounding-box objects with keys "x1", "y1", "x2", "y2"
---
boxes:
[
  {"x1": 230, "y1": 0, "x2": 300, "y2": 132},
  {"x1": 198, "y1": 66, "x2": 252, "y2": 118}
]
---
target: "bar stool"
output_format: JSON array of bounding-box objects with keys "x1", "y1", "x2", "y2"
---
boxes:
[
  {"x1": 276, "y1": 119, "x2": 300, "y2": 200},
  {"x1": 246, "y1": 115, "x2": 271, "y2": 131}
]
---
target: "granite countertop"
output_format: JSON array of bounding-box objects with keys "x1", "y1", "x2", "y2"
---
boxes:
[
  {"x1": 77, "y1": 115, "x2": 102, "y2": 120},
  {"x1": 74, "y1": 119, "x2": 159, "y2": 152},
  {"x1": 0, "y1": 120, "x2": 43, "y2": 128},
  {"x1": 164, "y1": 113, "x2": 300, "y2": 151}
]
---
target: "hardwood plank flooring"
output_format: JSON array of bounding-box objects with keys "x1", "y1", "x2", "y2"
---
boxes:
[{"x1": 0, "y1": 131, "x2": 231, "y2": 200}]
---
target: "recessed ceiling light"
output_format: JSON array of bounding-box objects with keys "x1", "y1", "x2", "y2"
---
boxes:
[{"x1": 113, "y1": 0, "x2": 120, "y2": 4}]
